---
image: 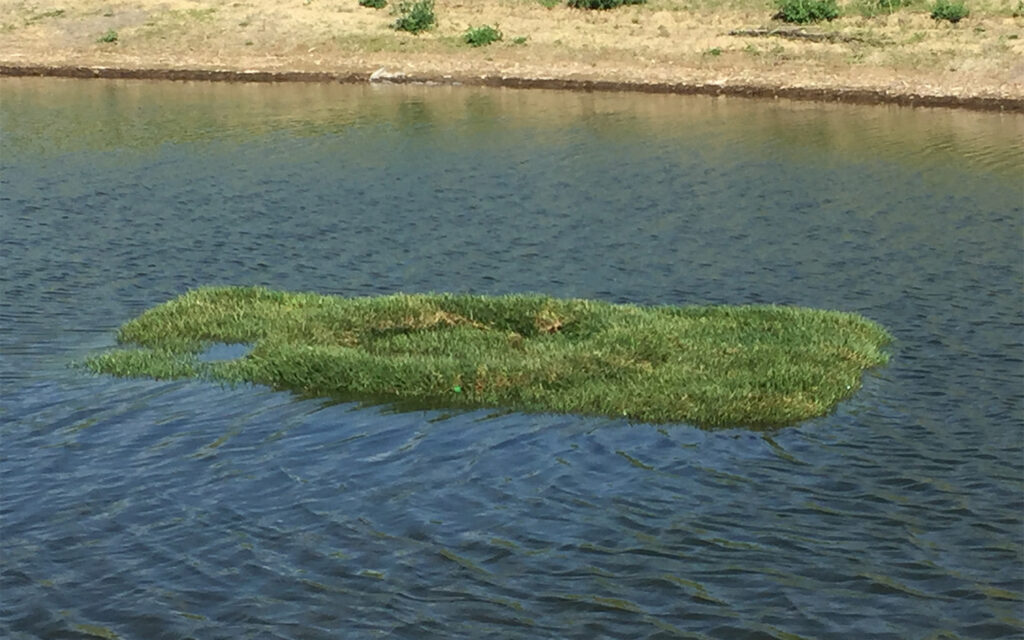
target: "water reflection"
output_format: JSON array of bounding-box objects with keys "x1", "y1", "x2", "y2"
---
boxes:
[{"x1": 2, "y1": 78, "x2": 1021, "y2": 177}]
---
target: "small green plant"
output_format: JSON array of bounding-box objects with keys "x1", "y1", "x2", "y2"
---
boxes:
[
  {"x1": 393, "y1": 0, "x2": 434, "y2": 33},
  {"x1": 773, "y1": 0, "x2": 840, "y2": 22},
  {"x1": 97, "y1": 29, "x2": 118, "y2": 43},
  {"x1": 705, "y1": 47, "x2": 722, "y2": 56},
  {"x1": 359, "y1": 0, "x2": 387, "y2": 8},
  {"x1": 931, "y1": 0, "x2": 968, "y2": 22},
  {"x1": 537, "y1": 0, "x2": 560, "y2": 7},
  {"x1": 464, "y1": 24, "x2": 502, "y2": 47},
  {"x1": 566, "y1": 0, "x2": 646, "y2": 9},
  {"x1": 1013, "y1": 0, "x2": 1024, "y2": 17},
  {"x1": 512, "y1": 35, "x2": 528, "y2": 45}
]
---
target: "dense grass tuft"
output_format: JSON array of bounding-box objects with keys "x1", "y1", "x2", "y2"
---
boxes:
[
  {"x1": 393, "y1": 0, "x2": 435, "y2": 33},
  {"x1": 81, "y1": 287, "x2": 892, "y2": 428},
  {"x1": 773, "y1": 0, "x2": 840, "y2": 23},
  {"x1": 464, "y1": 24, "x2": 503, "y2": 47},
  {"x1": 930, "y1": 0, "x2": 969, "y2": 22}
]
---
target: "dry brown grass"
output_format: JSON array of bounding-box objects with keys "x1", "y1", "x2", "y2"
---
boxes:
[{"x1": 1, "y1": 0, "x2": 1021, "y2": 101}]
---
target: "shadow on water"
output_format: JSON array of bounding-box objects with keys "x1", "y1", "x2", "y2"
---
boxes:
[{"x1": 1, "y1": 77, "x2": 1022, "y2": 639}]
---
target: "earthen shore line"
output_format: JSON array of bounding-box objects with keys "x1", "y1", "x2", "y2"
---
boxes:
[{"x1": 3, "y1": 63, "x2": 1022, "y2": 112}]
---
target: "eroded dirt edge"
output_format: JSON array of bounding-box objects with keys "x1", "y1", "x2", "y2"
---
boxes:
[{"x1": 3, "y1": 64, "x2": 1022, "y2": 112}]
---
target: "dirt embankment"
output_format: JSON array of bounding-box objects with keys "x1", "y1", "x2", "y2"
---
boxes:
[{"x1": 2, "y1": 0, "x2": 1022, "y2": 110}]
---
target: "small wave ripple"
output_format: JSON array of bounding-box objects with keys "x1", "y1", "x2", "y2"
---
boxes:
[{"x1": 1, "y1": 80, "x2": 1021, "y2": 639}]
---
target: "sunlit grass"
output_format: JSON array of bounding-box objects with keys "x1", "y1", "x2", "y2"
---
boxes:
[{"x1": 82, "y1": 286, "x2": 891, "y2": 428}]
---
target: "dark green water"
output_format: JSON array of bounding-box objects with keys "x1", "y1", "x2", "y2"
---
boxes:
[{"x1": 1, "y1": 78, "x2": 1022, "y2": 639}]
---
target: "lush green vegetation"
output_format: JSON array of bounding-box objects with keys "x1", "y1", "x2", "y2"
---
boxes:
[
  {"x1": 774, "y1": 0, "x2": 841, "y2": 22},
  {"x1": 931, "y1": 0, "x2": 969, "y2": 21},
  {"x1": 82, "y1": 287, "x2": 891, "y2": 428},
  {"x1": 393, "y1": 0, "x2": 435, "y2": 33},
  {"x1": 566, "y1": 0, "x2": 646, "y2": 8},
  {"x1": 464, "y1": 24, "x2": 503, "y2": 47}
]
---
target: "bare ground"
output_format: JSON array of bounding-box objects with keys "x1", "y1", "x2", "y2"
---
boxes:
[{"x1": 1, "y1": 0, "x2": 1022, "y2": 109}]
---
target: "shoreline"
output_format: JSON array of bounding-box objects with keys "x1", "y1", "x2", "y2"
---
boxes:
[
  {"x1": 2, "y1": 0, "x2": 1022, "y2": 113},
  {"x1": 4, "y1": 63, "x2": 1022, "y2": 112}
]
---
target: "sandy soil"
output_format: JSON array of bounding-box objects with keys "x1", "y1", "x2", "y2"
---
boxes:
[{"x1": 1, "y1": 0, "x2": 1022, "y2": 109}]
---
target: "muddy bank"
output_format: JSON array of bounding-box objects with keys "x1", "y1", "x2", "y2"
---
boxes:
[{"x1": 3, "y1": 63, "x2": 1022, "y2": 112}]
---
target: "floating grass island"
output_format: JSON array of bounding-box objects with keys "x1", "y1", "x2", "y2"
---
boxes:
[{"x1": 83, "y1": 286, "x2": 891, "y2": 428}]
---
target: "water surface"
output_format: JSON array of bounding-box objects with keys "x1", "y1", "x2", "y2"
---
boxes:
[{"x1": 1, "y1": 78, "x2": 1022, "y2": 639}]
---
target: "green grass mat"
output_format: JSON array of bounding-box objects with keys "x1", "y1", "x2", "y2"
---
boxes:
[{"x1": 83, "y1": 286, "x2": 892, "y2": 428}]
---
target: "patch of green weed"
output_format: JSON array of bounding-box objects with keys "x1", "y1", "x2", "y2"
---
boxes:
[
  {"x1": 464, "y1": 24, "x2": 502, "y2": 46},
  {"x1": 930, "y1": 0, "x2": 968, "y2": 22},
  {"x1": 773, "y1": 0, "x2": 840, "y2": 23},
  {"x1": 393, "y1": 0, "x2": 435, "y2": 33}
]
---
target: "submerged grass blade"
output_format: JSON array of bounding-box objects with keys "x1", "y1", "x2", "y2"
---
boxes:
[{"x1": 81, "y1": 286, "x2": 892, "y2": 428}]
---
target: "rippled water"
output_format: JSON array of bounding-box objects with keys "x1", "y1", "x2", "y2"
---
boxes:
[{"x1": 2, "y1": 78, "x2": 1022, "y2": 639}]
